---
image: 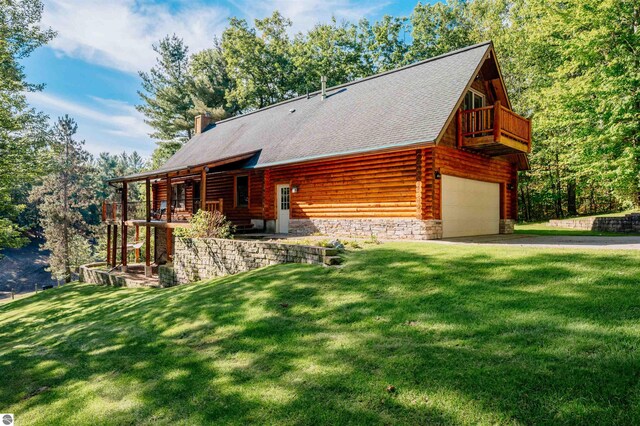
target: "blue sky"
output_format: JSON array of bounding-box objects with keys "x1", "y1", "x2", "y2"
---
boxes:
[{"x1": 23, "y1": 0, "x2": 422, "y2": 158}]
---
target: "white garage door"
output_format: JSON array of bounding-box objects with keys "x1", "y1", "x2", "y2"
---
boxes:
[{"x1": 442, "y1": 175, "x2": 500, "y2": 238}]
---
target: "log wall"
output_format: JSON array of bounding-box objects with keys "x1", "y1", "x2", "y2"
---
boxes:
[
  {"x1": 205, "y1": 169, "x2": 264, "y2": 224},
  {"x1": 264, "y1": 150, "x2": 420, "y2": 220},
  {"x1": 148, "y1": 145, "x2": 518, "y2": 225}
]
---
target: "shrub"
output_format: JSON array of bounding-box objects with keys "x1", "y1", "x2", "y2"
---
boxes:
[
  {"x1": 346, "y1": 241, "x2": 362, "y2": 249},
  {"x1": 174, "y1": 210, "x2": 235, "y2": 239},
  {"x1": 364, "y1": 234, "x2": 380, "y2": 245}
]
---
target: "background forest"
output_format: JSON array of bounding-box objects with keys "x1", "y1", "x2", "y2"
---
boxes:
[{"x1": 1, "y1": 0, "x2": 639, "y2": 280}]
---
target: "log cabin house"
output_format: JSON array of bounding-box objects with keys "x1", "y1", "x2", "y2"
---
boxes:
[{"x1": 103, "y1": 41, "x2": 531, "y2": 274}]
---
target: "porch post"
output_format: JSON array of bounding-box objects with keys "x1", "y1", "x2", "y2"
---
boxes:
[
  {"x1": 167, "y1": 228, "x2": 173, "y2": 262},
  {"x1": 106, "y1": 224, "x2": 111, "y2": 265},
  {"x1": 493, "y1": 100, "x2": 501, "y2": 142},
  {"x1": 200, "y1": 168, "x2": 207, "y2": 211},
  {"x1": 134, "y1": 225, "x2": 140, "y2": 263},
  {"x1": 121, "y1": 181, "x2": 128, "y2": 272},
  {"x1": 166, "y1": 175, "x2": 172, "y2": 223},
  {"x1": 112, "y1": 224, "x2": 118, "y2": 267},
  {"x1": 145, "y1": 177, "x2": 152, "y2": 277}
]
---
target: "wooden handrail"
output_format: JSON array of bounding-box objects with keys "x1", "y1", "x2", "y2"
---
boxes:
[
  {"x1": 461, "y1": 105, "x2": 494, "y2": 114},
  {"x1": 500, "y1": 105, "x2": 528, "y2": 122},
  {"x1": 205, "y1": 198, "x2": 224, "y2": 213}
]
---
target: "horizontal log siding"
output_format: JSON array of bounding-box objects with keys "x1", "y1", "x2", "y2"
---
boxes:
[
  {"x1": 206, "y1": 169, "x2": 264, "y2": 223},
  {"x1": 152, "y1": 181, "x2": 166, "y2": 212},
  {"x1": 420, "y1": 148, "x2": 437, "y2": 219},
  {"x1": 432, "y1": 146, "x2": 517, "y2": 220},
  {"x1": 266, "y1": 150, "x2": 419, "y2": 219}
]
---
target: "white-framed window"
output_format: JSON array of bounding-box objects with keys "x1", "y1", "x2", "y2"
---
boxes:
[
  {"x1": 279, "y1": 186, "x2": 290, "y2": 211},
  {"x1": 463, "y1": 88, "x2": 485, "y2": 110}
]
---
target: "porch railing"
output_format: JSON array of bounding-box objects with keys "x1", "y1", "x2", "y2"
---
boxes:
[
  {"x1": 102, "y1": 201, "x2": 146, "y2": 222},
  {"x1": 102, "y1": 198, "x2": 224, "y2": 222},
  {"x1": 204, "y1": 199, "x2": 224, "y2": 213},
  {"x1": 458, "y1": 101, "x2": 531, "y2": 148}
]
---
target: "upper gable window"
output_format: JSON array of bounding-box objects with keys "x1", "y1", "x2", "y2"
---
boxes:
[{"x1": 463, "y1": 89, "x2": 485, "y2": 110}]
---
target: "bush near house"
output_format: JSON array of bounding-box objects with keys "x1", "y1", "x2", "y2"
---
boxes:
[
  {"x1": 174, "y1": 210, "x2": 235, "y2": 239},
  {"x1": 1, "y1": 243, "x2": 639, "y2": 424}
]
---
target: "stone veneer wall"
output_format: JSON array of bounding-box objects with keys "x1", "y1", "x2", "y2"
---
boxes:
[
  {"x1": 79, "y1": 262, "x2": 127, "y2": 286},
  {"x1": 288, "y1": 218, "x2": 443, "y2": 240},
  {"x1": 499, "y1": 219, "x2": 515, "y2": 234},
  {"x1": 548, "y1": 213, "x2": 640, "y2": 233},
  {"x1": 160, "y1": 238, "x2": 338, "y2": 287}
]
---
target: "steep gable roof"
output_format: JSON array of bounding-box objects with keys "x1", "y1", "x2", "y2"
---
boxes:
[{"x1": 116, "y1": 41, "x2": 493, "y2": 181}]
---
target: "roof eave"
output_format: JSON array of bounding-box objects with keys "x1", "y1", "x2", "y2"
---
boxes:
[{"x1": 107, "y1": 151, "x2": 260, "y2": 183}]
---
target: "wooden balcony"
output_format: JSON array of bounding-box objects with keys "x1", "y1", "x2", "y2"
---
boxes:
[{"x1": 457, "y1": 101, "x2": 531, "y2": 156}]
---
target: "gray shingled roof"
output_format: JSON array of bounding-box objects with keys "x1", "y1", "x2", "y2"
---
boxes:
[{"x1": 118, "y1": 42, "x2": 491, "y2": 181}]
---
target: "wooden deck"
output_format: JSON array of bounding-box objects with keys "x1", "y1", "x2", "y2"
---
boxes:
[{"x1": 457, "y1": 101, "x2": 531, "y2": 156}]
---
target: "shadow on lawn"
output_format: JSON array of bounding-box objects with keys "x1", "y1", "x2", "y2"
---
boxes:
[{"x1": 1, "y1": 245, "x2": 639, "y2": 424}]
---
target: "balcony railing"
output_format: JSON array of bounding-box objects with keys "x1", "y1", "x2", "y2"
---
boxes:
[
  {"x1": 457, "y1": 101, "x2": 531, "y2": 155},
  {"x1": 102, "y1": 198, "x2": 224, "y2": 223},
  {"x1": 102, "y1": 201, "x2": 145, "y2": 222},
  {"x1": 204, "y1": 199, "x2": 223, "y2": 213}
]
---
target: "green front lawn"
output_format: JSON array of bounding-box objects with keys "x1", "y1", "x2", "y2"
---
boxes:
[{"x1": 1, "y1": 243, "x2": 639, "y2": 424}]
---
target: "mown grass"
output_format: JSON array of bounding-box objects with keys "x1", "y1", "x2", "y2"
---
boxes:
[
  {"x1": 515, "y1": 221, "x2": 640, "y2": 236},
  {"x1": 1, "y1": 243, "x2": 639, "y2": 425}
]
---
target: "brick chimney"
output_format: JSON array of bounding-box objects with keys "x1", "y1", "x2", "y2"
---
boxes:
[{"x1": 194, "y1": 113, "x2": 212, "y2": 134}]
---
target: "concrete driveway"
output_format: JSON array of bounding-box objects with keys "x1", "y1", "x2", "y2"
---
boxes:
[{"x1": 437, "y1": 234, "x2": 640, "y2": 250}]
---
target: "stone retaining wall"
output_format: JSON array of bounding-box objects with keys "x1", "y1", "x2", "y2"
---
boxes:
[
  {"x1": 79, "y1": 262, "x2": 126, "y2": 286},
  {"x1": 289, "y1": 218, "x2": 444, "y2": 240},
  {"x1": 548, "y1": 213, "x2": 640, "y2": 233},
  {"x1": 160, "y1": 238, "x2": 338, "y2": 286}
]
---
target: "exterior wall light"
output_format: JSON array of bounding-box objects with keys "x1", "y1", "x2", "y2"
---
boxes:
[
  {"x1": 291, "y1": 186, "x2": 299, "y2": 193},
  {"x1": 434, "y1": 171, "x2": 441, "y2": 180},
  {"x1": 507, "y1": 183, "x2": 514, "y2": 191}
]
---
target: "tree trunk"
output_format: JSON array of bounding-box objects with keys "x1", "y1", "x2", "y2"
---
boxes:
[
  {"x1": 554, "y1": 151, "x2": 563, "y2": 218},
  {"x1": 63, "y1": 135, "x2": 71, "y2": 283},
  {"x1": 567, "y1": 180, "x2": 577, "y2": 216}
]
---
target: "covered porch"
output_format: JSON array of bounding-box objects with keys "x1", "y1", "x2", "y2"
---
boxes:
[{"x1": 102, "y1": 152, "x2": 260, "y2": 277}]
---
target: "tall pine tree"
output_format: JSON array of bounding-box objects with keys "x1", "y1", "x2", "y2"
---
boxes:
[{"x1": 30, "y1": 116, "x2": 95, "y2": 282}]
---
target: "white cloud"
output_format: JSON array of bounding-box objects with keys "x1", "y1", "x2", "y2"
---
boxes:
[
  {"x1": 26, "y1": 91, "x2": 155, "y2": 156},
  {"x1": 41, "y1": 0, "x2": 230, "y2": 73},
  {"x1": 231, "y1": 0, "x2": 389, "y2": 34},
  {"x1": 41, "y1": 0, "x2": 388, "y2": 74}
]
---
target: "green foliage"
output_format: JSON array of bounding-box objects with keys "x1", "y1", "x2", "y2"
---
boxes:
[
  {"x1": 0, "y1": 217, "x2": 28, "y2": 252},
  {"x1": 29, "y1": 116, "x2": 96, "y2": 282},
  {"x1": 174, "y1": 210, "x2": 235, "y2": 239},
  {"x1": 0, "y1": 0, "x2": 55, "y2": 251},
  {"x1": 136, "y1": 35, "x2": 193, "y2": 167},
  {"x1": 409, "y1": 0, "x2": 473, "y2": 62},
  {"x1": 222, "y1": 12, "x2": 297, "y2": 110}
]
